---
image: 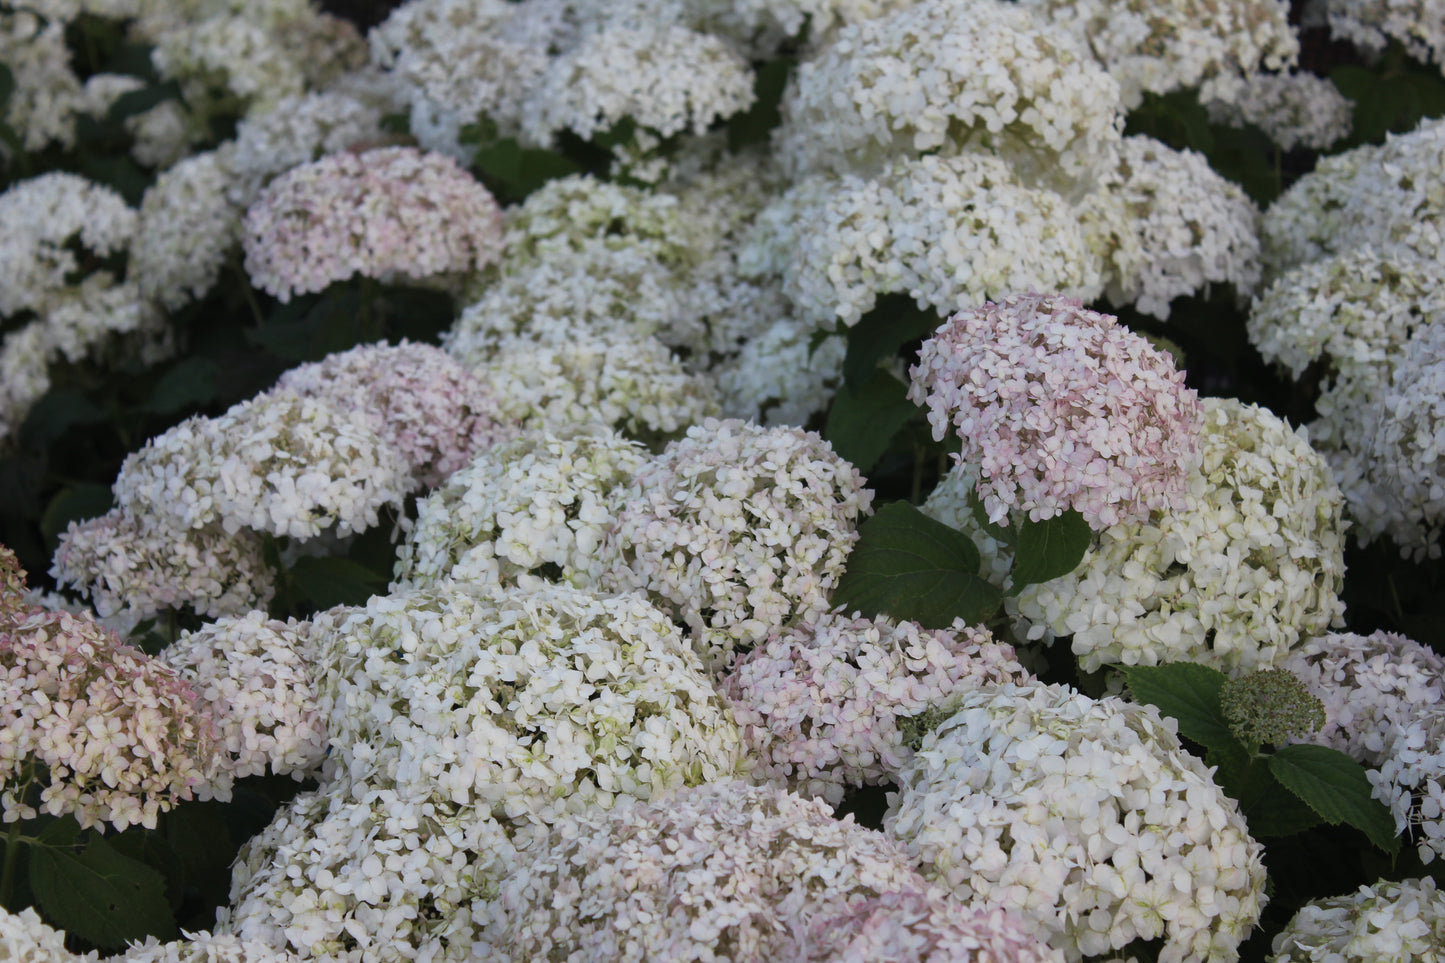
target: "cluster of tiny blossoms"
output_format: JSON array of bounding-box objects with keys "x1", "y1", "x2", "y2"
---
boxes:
[
  {"x1": 909, "y1": 293, "x2": 1202, "y2": 530},
  {"x1": 773, "y1": 0, "x2": 1124, "y2": 188},
  {"x1": 1370, "y1": 706, "x2": 1445, "y2": 862},
  {"x1": 394, "y1": 426, "x2": 649, "y2": 591},
  {"x1": 1325, "y1": 0, "x2": 1445, "y2": 68},
  {"x1": 241, "y1": 146, "x2": 505, "y2": 302},
  {"x1": 885, "y1": 680, "x2": 1267, "y2": 962},
  {"x1": 312, "y1": 582, "x2": 748, "y2": 827},
  {"x1": 1017, "y1": 398, "x2": 1347, "y2": 674},
  {"x1": 1202, "y1": 72, "x2": 1354, "y2": 151},
  {"x1": 598, "y1": 418, "x2": 873, "y2": 672},
  {"x1": 1271, "y1": 877, "x2": 1445, "y2": 961},
  {"x1": 118, "y1": 930, "x2": 306, "y2": 963},
  {"x1": 721, "y1": 612, "x2": 1028, "y2": 804},
  {"x1": 0, "y1": 906, "x2": 87, "y2": 963}
]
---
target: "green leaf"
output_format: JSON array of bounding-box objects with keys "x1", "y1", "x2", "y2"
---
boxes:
[
  {"x1": 29, "y1": 832, "x2": 177, "y2": 948},
  {"x1": 842, "y1": 295, "x2": 940, "y2": 389},
  {"x1": 0, "y1": 62, "x2": 14, "y2": 110},
  {"x1": 1007, "y1": 509, "x2": 1091, "y2": 592},
  {"x1": 727, "y1": 55, "x2": 795, "y2": 150},
  {"x1": 832, "y1": 501, "x2": 1002, "y2": 628},
  {"x1": 1122, "y1": 662, "x2": 1235, "y2": 752},
  {"x1": 288, "y1": 555, "x2": 387, "y2": 610},
  {"x1": 823, "y1": 369, "x2": 918, "y2": 473},
  {"x1": 140, "y1": 357, "x2": 221, "y2": 415},
  {"x1": 20, "y1": 390, "x2": 108, "y2": 446},
  {"x1": 104, "y1": 80, "x2": 181, "y2": 122},
  {"x1": 1269, "y1": 745, "x2": 1401, "y2": 855},
  {"x1": 41, "y1": 484, "x2": 114, "y2": 547},
  {"x1": 1208, "y1": 745, "x2": 1324, "y2": 837}
]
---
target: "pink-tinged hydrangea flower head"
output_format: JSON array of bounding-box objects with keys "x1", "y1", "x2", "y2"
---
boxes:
[
  {"x1": 908, "y1": 293, "x2": 1203, "y2": 530},
  {"x1": 241, "y1": 146, "x2": 504, "y2": 302}
]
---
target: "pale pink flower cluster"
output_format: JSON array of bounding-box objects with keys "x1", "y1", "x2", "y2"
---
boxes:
[
  {"x1": 274, "y1": 340, "x2": 509, "y2": 487},
  {"x1": 598, "y1": 418, "x2": 874, "y2": 672},
  {"x1": 721, "y1": 612, "x2": 1028, "y2": 804},
  {"x1": 1, "y1": 597, "x2": 226, "y2": 831},
  {"x1": 908, "y1": 293, "x2": 1203, "y2": 529},
  {"x1": 157, "y1": 612, "x2": 327, "y2": 782},
  {"x1": 241, "y1": 146, "x2": 504, "y2": 302}
]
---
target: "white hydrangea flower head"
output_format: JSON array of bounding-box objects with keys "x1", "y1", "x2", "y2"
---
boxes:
[
  {"x1": 721, "y1": 612, "x2": 1028, "y2": 804},
  {"x1": 242, "y1": 146, "x2": 505, "y2": 302},
  {"x1": 1283, "y1": 629, "x2": 1445, "y2": 764},
  {"x1": 885, "y1": 680, "x2": 1268, "y2": 963},
  {"x1": 1371, "y1": 706, "x2": 1445, "y2": 861},
  {"x1": 312, "y1": 583, "x2": 748, "y2": 826},
  {"x1": 80, "y1": 72, "x2": 202, "y2": 168},
  {"x1": 598, "y1": 418, "x2": 874, "y2": 671},
  {"x1": 494, "y1": 780, "x2": 944, "y2": 962},
  {"x1": 0, "y1": 6, "x2": 87, "y2": 156},
  {"x1": 1105, "y1": 135, "x2": 1263, "y2": 320},
  {"x1": 1202, "y1": 71, "x2": 1353, "y2": 151},
  {"x1": 219, "y1": 779, "x2": 523, "y2": 963},
  {"x1": 520, "y1": 22, "x2": 755, "y2": 151},
  {"x1": 757, "y1": 154, "x2": 1104, "y2": 329},
  {"x1": 774, "y1": 0, "x2": 1124, "y2": 188},
  {"x1": 1016, "y1": 397, "x2": 1347, "y2": 675},
  {"x1": 131, "y1": 146, "x2": 244, "y2": 311},
  {"x1": 394, "y1": 425, "x2": 649, "y2": 590},
  {"x1": 113, "y1": 390, "x2": 411, "y2": 541},
  {"x1": 713, "y1": 318, "x2": 846, "y2": 427},
  {"x1": 157, "y1": 611, "x2": 326, "y2": 782},
  {"x1": 274, "y1": 340, "x2": 509, "y2": 487},
  {"x1": 50, "y1": 508, "x2": 276, "y2": 626},
  {"x1": 910, "y1": 293, "x2": 1203, "y2": 531},
  {"x1": 1334, "y1": 317, "x2": 1445, "y2": 558},
  {"x1": 228, "y1": 91, "x2": 388, "y2": 207},
  {"x1": 1019, "y1": 0, "x2": 1298, "y2": 109},
  {"x1": 150, "y1": 15, "x2": 307, "y2": 117},
  {"x1": 117, "y1": 931, "x2": 304, "y2": 963},
  {"x1": 1270, "y1": 877, "x2": 1445, "y2": 961},
  {"x1": 0, "y1": 906, "x2": 86, "y2": 963},
  {"x1": 1262, "y1": 118, "x2": 1445, "y2": 278},
  {"x1": 1326, "y1": 0, "x2": 1445, "y2": 67}
]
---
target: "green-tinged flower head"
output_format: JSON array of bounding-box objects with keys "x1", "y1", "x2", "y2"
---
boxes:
[{"x1": 1220, "y1": 668, "x2": 1326, "y2": 746}]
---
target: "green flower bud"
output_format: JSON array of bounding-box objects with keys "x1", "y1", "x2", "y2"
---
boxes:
[{"x1": 1220, "y1": 668, "x2": 1326, "y2": 746}]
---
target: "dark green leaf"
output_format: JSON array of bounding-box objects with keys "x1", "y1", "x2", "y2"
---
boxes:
[
  {"x1": 727, "y1": 56, "x2": 795, "y2": 150},
  {"x1": 823, "y1": 369, "x2": 918, "y2": 473},
  {"x1": 41, "y1": 484, "x2": 114, "y2": 547},
  {"x1": 30, "y1": 832, "x2": 177, "y2": 948},
  {"x1": 108, "y1": 829, "x2": 185, "y2": 911},
  {"x1": 105, "y1": 80, "x2": 181, "y2": 122},
  {"x1": 20, "y1": 390, "x2": 108, "y2": 446},
  {"x1": 843, "y1": 296, "x2": 940, "y2": 389},
  {"x1": 1269, "y1": 745, "x2": 1401, "y2": 854},
  {"x1": 1122, "y1": 662, "x2": 1235, "y2": 752},
  {"x1": 833, "y1": 501, "x2": 1001, "y2": 628},
  {"x1": 140, "y1": 357, "x2": 221, "y2": 415},
  {"x1": 1008, "y1": 509, "x2": 1092, "y2": 592},
  {"x1": 1208, "y1": 745, "x2": 1324, "y2": 837},
  {"x1": 289, "y1": 555, "x2": 387, "y2": 610},
  {"x1": 0, "y1": 62, "x2": 14, "y2": 110}
]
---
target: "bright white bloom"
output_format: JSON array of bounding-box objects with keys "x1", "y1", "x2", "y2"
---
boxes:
[
  {"x1": 494, "y1": 781, "x2": 947, "y2": 962},
  {"x1": 598, "y1": 419, "x2": 873, "y2": 671},
  {"x1": 50, "y1": 509, "x2": 275, "y2": 626},
  {"x1": 228, "y1": 90, "x2": 388, "y2": 206},
  {"x1": 131, "y1": 147, "x2": 245, "y2": 311},
  {"x1": 394, "y1": 426, "x2": 649, "y2": 590},
  {"x1": 150, "y1": 15, "x2": 306, "y2": 116},
  {"x1": 1270, "y1": 877, "x2": 1445, "y2": 960},
  {"x1": 220, "y1": 779, "x2": 523, "y2": 963},
  {"x1": 713, "y1": 318, "x2": 846, "y2": 427},
  {"x1": 0, "y1": 906, "x2": 85, "y2": 963},
  {"x1": 910, "y1": 293, "x2": 1202, "y2": 530},
  {"x1": 774, "y1": 0, "x2": 1124, "y2": 188},
  {"x1": 1019, "y1": 0, "x2": 1298, "y2": 109},
  {"x1": 746, "y1": 153, "x2": 1104, "y2": 328},
  {"x1": 722, "y1": 612, "x2": 1027, "y2": 803},
  {"x1": 885, "y1": 680, "x2": 1267, "y2": 963},
  {"x1": 1202, "y1": 72, "x2": 1353, "y2": 151},
  {"x1": 1105, "y1": 135, "x2": 1263, "y2": 319},
  {"x1": 1371, "y1": 707, "x2": 1445, "y2": 861},
  {"x1": 1326, "y1": 0, "x2": 1445, "y2": 68},
  {"x1": 1262, "y1": 117, "x2": 1445, "y2": 278},
  {"x1": 117, "y1": 931, "x2": 304, "y2": 963},
  {"x1": 311, "y1": 583, "x2": 748, "y2": 826},
  {"x1": 157, "y1": 612, "x2": 326, "y2": 782},
  {"x1": 1016, "y1": 398, "x2": 1347, "y2": 675}
]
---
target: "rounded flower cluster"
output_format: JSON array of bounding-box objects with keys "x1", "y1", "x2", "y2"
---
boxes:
[
  {"x1": 50, "y1": 509, "x2": 276, "y2": 629},
  {"x1": 241, "y1": 146, "x2": 505, "y2": 302},
  {"x1": 1106, "y1": 135, "x2": 1263, "y2": 319},
  {"x1": 131, "y1": 147, "x2": 245, "y2": 312},
  {"x1": 394, "y1": 426, "x2": 649, "y2": 590},
  {"x1": 312, "y1": 583, "x2": 748, "y2": 826},
  {"x1": 0, "y1": 906, "x2": 83, "y2": 963},
  {"x1": 118, "y1": 931, "x2": 306, "y2": 963},
  {"x1": 1017, "y1": 398, "x2": 1347, "y2": 674},
  {"x1": 1270, "y1": 877, "x2": 1445, "y2": 961},
  {"x1": 220, "y1": 780, "x2": 521, "y2": 963},
  {"x1": 227, "y1": 90, "x2": 388, "y2": 207},
  {"x1": 749, "y1": 154, "x2": 1103, "y2": 329},
  {"x1": 909, "y1": 293, "x2": 1203, "y2": 530},
  {"x1": 494, "y1": 781, "x2": 966, "y2": 962},
  {"x1": 713, "y1": 318, "x2": 847, "y2": 427},
  {"x1": 157, "y1": 612, "x2": 327, "y2": 782},
  {"x1": 773, "y1": 0, "x2": 1123, "y2": 187},
  {"x1": 1370, "y1": 706, "x2": 1445, "y2": 861},
  {"x1": 1, "y1": 606, "x2": 225, "y2": 831},
  {"x1": 599, "y1": 418, "x2": 873, "y2": 671},
  {"x1": 721, "y1": 612, "x2": 1028, "y2": 804},
  {"x1": 275, "y1": 340, "x2": 508, "y2": 488},
  {"x1": 1326, "y1": 0, "x2": 1445, "y2": 68},
  {"x1": 1202, "y1": 72, "x2": 1353, "y2": 152},
  {"x1": 884, "y1": 680, "x2": 1267, "y2": 962},
  {"x1": 112, "y1": 390, "x2": 410, "y2": 541}
]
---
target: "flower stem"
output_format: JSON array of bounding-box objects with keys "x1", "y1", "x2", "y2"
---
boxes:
[{"x1": 0, "y1": 818, "x2": 21, "y2": 911}]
